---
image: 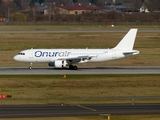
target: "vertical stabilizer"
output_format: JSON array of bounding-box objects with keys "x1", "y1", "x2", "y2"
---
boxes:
[{"x1": 114, "y1": 29, "x2": 138, "y2": 50}]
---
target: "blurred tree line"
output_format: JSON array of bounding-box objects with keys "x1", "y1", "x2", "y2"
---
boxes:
[{"x1": 0, "y1": 0, "x2": 159, "y2": 23}]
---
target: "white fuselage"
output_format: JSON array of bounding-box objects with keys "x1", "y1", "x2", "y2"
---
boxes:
[{"x1": 14, "y1": 48, "x2": 139, "y2": 63}]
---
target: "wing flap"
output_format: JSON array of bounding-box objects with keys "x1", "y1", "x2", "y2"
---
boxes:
[{"x1": 58, "y1": 55, "x2": 97, "y2": 60}]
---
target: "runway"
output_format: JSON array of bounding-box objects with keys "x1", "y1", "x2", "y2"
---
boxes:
[
  {"x1": 0, "y1": 66, "x2": 160, "y2": 74},
  {"x1": 0, "y1": 103, "x2": 160, "y2": 118},
  {"x1": 0, "y1": 30, "x2": 160, "y2": 33}
]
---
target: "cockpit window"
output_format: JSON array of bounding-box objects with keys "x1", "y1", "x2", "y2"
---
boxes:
[{"x1": 18, "y1": 53, "x2": 25, "y2": 55}]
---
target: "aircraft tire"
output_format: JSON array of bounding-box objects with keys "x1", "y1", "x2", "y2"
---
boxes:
[
  {"x1": 69, "y1": 65, "x2": 73, "y2": 69},
  {"x1": 29, "y1": 66, "x2": 32, "y2": 70},
  {"x1": 69, "y1": 65, "x2": 77, "y2": 70},
  {"x1": 73, "y1": 66, "x2": 78, "y2": 70}
]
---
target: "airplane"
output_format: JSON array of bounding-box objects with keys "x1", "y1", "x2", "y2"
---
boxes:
[{"x1": 14, "y1": 29, "x2": 139, "y2": 70}]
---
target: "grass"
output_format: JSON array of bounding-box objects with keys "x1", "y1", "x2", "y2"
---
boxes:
[
  {"x1": 0, "y1": 24, "x2": 160, "y2": 30},
  {"x1": 0, "y1": 115, "x2": 160, "y2": 120},
  {"x1": 0, "y1": 74, "x2": 160, "y2": 104}
]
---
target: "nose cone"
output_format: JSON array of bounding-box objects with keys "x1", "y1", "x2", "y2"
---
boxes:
[{"x1": 14, "y1": 55, "x2": 20, "y2": 61}]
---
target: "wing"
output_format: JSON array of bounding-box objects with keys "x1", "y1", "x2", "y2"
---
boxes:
[{"x1": 58, "y1": 55, "x2": 97, "y2": 64}]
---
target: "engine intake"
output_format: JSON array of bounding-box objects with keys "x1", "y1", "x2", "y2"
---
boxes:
[{"x1": 48, "y1": 60, "x2": 67, "y2": 68}]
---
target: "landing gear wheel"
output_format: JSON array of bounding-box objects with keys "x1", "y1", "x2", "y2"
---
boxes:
[
  {"x1": 69, "y1": 65, "x2": 78, "y2": 70},
  {"x1": 73, "y1": 66, "x2": 77, "y2": 70},
  {"x1": 29, "y1": 63, "x2": 32, "y2": 70},
  {"x1": 29, "y1": 66, "x2": 32, "y2": 70},
  {"x1": 69, "y1": 65, "x2": 73, "y2": 69}
]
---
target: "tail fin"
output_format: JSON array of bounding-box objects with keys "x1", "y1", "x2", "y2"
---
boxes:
[{"x1": 114, "y1": 29, "x2": 138, "y2": 50}]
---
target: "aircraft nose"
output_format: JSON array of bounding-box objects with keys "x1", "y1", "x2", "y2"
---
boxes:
[{"x1": 14, "y1": 55, "x2": 20, "y2": 61}]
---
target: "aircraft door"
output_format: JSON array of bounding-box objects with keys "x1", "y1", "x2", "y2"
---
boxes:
[
  {"x1": 112, "y1": 50, "x2": 116, "y2": 58},
  {"x1": 29, "y1": 49, "x2": 33, "y2": 58}
]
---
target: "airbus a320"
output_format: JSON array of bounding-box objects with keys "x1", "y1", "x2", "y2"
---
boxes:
[{"x1": 14, "y1": 29, "x2": 139, "y2": 70}]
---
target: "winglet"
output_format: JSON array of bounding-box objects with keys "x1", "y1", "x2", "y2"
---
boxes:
[{"x1": 114, "y1": 29, "x2": 138, "y2": 50}]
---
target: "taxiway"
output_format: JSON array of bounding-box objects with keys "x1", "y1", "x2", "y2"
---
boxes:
[
  {"x1": 0, "y1": 103, "x2": 160, "y2": 118},
  {"x1": 0, "y1": 66, "x2": 160, "y2": 74}
]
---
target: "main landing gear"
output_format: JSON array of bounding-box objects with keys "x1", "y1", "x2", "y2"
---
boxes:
[
  {"x1": 28, "y1": 63, "x2": 78, "y2": 70},
  {"x1": 69, "y1": 65, "x2": 78, "y2": 70},
  {"x1": 29, "y1": 63, "x2": 32, "y2": 70}
]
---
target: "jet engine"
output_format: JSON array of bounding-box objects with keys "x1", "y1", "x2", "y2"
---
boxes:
[{"x1": 48, "y1": 60, "x2": 67, "y2": 68}]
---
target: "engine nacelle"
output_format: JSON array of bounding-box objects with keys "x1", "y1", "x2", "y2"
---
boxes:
[{"x1": 48, "y1": 60, "x2": 67, "y2": 68}]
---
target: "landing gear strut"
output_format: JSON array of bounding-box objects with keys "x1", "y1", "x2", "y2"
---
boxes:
[
  {"x1": 69, "y1": 65, "x2": 78, "y2": 70},
  {"x1": 29, "y1": 63, "x2": 32, "y2": 70}
]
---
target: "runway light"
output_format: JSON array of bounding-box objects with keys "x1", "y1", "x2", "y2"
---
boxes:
[
  {"x1": 7, "y1": 95, "x2": 12, "y2": 98},
  {"x1": 62, "y1": 75, "x2": 66, "y2": 78},
  {"x1": 100, "y1": 114, "x2": 111, "y2": 120},
  {"x1": 0, "y1": 94, "x2": 7, "y2": 99},
  {"x1": 0, "y1": 94, "x2": 12, "y2": 99}
]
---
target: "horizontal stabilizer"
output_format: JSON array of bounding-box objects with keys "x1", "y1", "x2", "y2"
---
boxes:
[{"x1": 123, "y1": 50, "x2": 140, "y2": 55}]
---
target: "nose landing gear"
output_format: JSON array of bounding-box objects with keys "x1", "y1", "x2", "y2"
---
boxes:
[{"x1": 29, "y1": 63, "x2": 32, "y2": 70}]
